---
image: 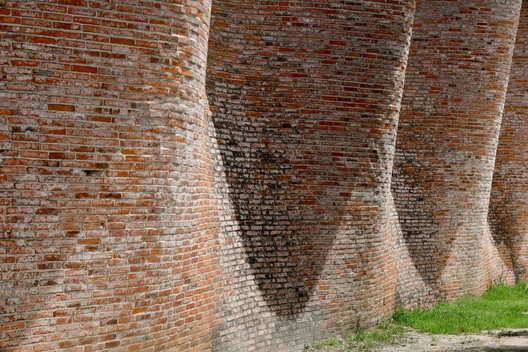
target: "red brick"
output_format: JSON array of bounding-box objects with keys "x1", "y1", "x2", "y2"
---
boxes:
[
  {"x1": 110, "y1": 37, "x2": 134, "y2": 46},
  {"x1": 48, "y1": 104, "x2": 76, "y2": 112},
  {"x1": 72, "y1": 65, "x2": 97, "y2": 73},
  {"x1": 30, "y1": 36, "x2": 56, "y2": 44}
]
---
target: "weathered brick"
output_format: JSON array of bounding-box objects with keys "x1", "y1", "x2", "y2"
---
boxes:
[
  {"x1": 489, "y1": 2, "x2": 528, "y2": 283},
  {"x1": 1, "y1": 1, "x2": 220, "y2": 351},
  {"x1": 48, "y1": 104, "x2": 76, "y2": 112},
  {"x1": 392, "y1": 0, "x2": 522, "y2": 306},
  {"x1": 2, "y1": 0, "x2": 528, "y2": 351},
  {"x1": 207, "y1": 0, "x2": 415, "y2": 349}
]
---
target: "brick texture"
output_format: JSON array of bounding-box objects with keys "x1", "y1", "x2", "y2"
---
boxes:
[
  {"x1": 392, "y1": 0, "x2": 521, "y2": 304},
  {"x1": 2, "y1": 0, "x2": 528, "y2": 351},
  {"x1": 489, "y1": 1, "x2": 528, "y2": 283},
  {"x1": 0, "y1": 1, "x2": 222, "y2": 351}
]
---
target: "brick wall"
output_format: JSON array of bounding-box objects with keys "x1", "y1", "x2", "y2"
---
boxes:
[
  {"x1": 1, "y1": 0, "x2": 528, "y2": 351},
  {"x1": 392, "y1": 0, "x2": 522, "y2": 303},
  {"x1": 0, "y1": 1, "x2": 223, "y2": 351},
  {"x1": 489, "y1": 1, "x2": 528, "y2": 283},
  {"x1": 207, "y1": 1, "x2": 415, "y2": 350}
]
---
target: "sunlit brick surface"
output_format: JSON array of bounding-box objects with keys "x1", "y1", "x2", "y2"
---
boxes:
[
  {"x1": 392, "y1": 0, "x2": 521, "y2": 302},
  {"x1": 0, "y1": 1, "x2": 222, "y2": 351},
  {"x1": 490, "y1": 2, "x2": 528, "y2": 283}
]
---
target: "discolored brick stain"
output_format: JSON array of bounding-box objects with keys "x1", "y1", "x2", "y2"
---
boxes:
[{"x1": 1, "y1": 0, "x2": 528, "y2": 351}]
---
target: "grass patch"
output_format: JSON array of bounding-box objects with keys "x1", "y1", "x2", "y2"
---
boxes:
[
  {"x1": 305, "y1": 321, "x2": 406, "y2": 351},
  {"x1": 393, "y1": 281, "x2": 528, "y2": 334},
  {"x1": 348, "y1": 322, "x2": 406, "y2": 349},
  {"x1": 310, "y1": 337, "x2": 344, "y2": 349},
  {"x1": 307, "y1": 282, "x2": 528, "y2": 350}
]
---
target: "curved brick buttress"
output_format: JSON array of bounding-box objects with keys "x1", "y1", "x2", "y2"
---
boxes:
[
  {"x1": 207, "y1": 1, "x2": 415, "y2": 350},
  {"x1": 0, "y1": 1, "x2": 222, "y2": 351},
  {"x1": 490, "y1": 1, "x2": 528, "y2": 283},
  {"x1": 392, "y1": 0, "x2": 521, "y2": 303}
]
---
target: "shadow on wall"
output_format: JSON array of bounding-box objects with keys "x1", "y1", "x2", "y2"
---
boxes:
[
  {"x1": 488, "y1": 0, "x2": 528, "y2": 283},
  {"x1": 391, "y1": 0, "x2": 522, "y2": 298},
  {"x1": 206, "y1": 0, "x2": 415, "y2": 318},
  {"x1": 208, "y1": 98, "x2": 355, "y2": 316}
]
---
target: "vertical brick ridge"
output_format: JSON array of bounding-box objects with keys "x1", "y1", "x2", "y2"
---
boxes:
[
  {"x1": 489, "y1": 0, "x2": 528, "y2": 283},
  {"x1": 392, "y1": 0, "x2": 521, "y2": 303},
  {"x1": 0, "y1": 1, "x2": 223, "y2": 351},
  {"x1": 207, "y1": 1, "x2": 415, "y2": 350}
]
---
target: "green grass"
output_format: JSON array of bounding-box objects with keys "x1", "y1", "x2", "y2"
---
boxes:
[
  {"x1": 305, "y1": 321, "x2": 406, "y2": 351},
  {"x1": 307, "y1": 282, "x2": 528, "y2": 350},
  {"x1": 310, "y1": 337, "x2": 343, "y2": 349},
  {"x1": 393, "y1": 281, "x2": 528, "y2": 334},
  {"x1": 306, "y1": 282, "x2": 528, "y2": 351},
  {"x1": 348, "y1": 321, "x2": 406, "y2": 349}
]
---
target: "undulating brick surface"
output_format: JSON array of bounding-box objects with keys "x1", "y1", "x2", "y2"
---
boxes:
[
  {"x1": 2, "y1": 0, "x2": 528, "y2": 351},
  {"x1": 207, "y1": 1, "x2": 415, "y2": 350},
  {"x1": 392, "y1": 0, "x2": 522, "y2": 303},
  {"x1": 489, "y1": 1, "x2": 528, "y2": 283},
  {"x1": 0, "y1": 1, "x2": 223, "y2": 351}
]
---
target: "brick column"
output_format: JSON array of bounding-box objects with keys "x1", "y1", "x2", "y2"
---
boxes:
[
  {"x1": 207, "y1": 1, "x2": 415, "y2": 350},
  {"x1": 392, "y1": 0, "x2": 521, "y2": 302},
  {"x1": 489, "y1": 1, "x2": 528, "y2": 283},
  {"x1": 0, "y1": 1, "x2": 221, "y2": 351}
]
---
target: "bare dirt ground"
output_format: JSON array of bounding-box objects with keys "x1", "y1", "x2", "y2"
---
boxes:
[
  {"x1": 377, "y1": 330, "x2": 528, "y2": 351},
  {"x1": 311, "y1": 330, "x2": 528, "y2": 351}
]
